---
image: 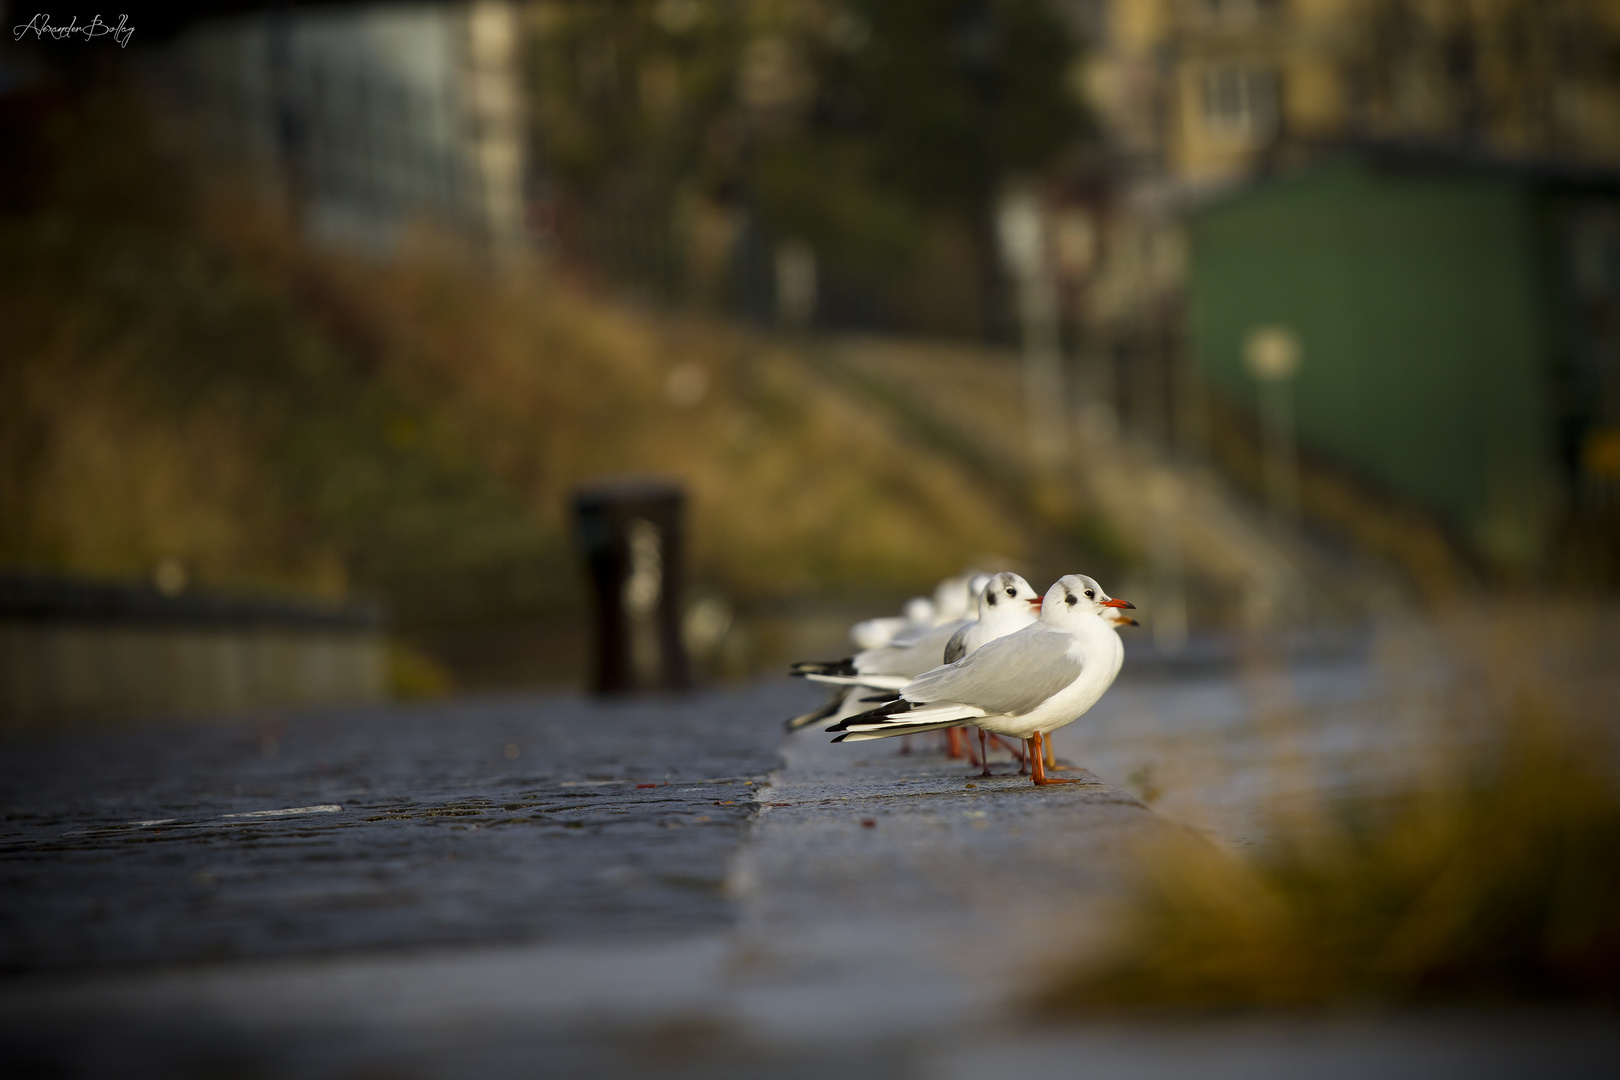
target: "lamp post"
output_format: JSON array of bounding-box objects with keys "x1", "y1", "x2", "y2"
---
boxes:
[
  {"x1": 1147, "y1": 470, "x2": 1188, "y2": 653},
  {"x1": 996, "y1": 188, "x2": 1066, "y2": 469},
  {"x1": 1243, "y1": 325, "x2": 1302, "y2": 525},
  {"x1": 774, "y1": 239, "x2": 817, "y2": 329}
]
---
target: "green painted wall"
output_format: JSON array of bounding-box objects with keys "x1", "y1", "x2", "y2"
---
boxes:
[{"x1": 1187, "y1": 158, "x2": 1555, "y2": 566}]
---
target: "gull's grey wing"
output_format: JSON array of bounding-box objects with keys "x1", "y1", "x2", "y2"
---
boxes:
[
  {"x1": 856, "y1": 620, "x2": 965, "y2": 677},
  {"x1": 904, "y1": 628, "x2": 1083, "y2": 717},
  {"x1": 942, "y1": 624, "x2": 971, "y2": 665}
]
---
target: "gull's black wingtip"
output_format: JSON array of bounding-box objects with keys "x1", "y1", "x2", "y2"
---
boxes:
[
  {"x1": 825, "y1": 698, "x2": 911, "y2": 733},
  {"x1": 789, "y1": 658, "x2": 858, "y2": 679},
  {"x1": 784, "y1": 694, "x2": 841, "y2": 732}
]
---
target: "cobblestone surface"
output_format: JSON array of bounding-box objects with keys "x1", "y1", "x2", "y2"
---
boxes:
[{"x1": 0, "y1": 685, "x2": 787, "y2": 973}]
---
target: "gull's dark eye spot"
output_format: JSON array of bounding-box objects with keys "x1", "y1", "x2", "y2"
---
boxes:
[
  {"x1": 1084, "y1": 589, "x2": 1095, "y2": 600},
  {"x1": 987, "y1": 593, "x2": 997, "y2": 606},
  {"x1": 1005, "y1": 587, "x2": 1016, "y2": 597},
  {"x1": 1065, "y1": 593, "x2": 1077, "y2": 606}
]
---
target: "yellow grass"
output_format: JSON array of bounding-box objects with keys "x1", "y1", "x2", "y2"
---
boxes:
[{"x1": 1039, "y1": 612, "x2": 1620, "y2": 1011}]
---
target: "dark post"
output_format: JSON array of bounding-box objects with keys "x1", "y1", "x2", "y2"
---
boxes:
[{"x1": 573, "y1": 476, "x2": 691, "y2": 695}]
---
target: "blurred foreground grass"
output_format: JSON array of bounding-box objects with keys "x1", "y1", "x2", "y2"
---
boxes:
[
  {"x1": 0, "y1": 77, "x2": 1034, "y2": 680},
  {"x1": 1041, "y1": 613, "x2": 1620, "y2": 1011}
]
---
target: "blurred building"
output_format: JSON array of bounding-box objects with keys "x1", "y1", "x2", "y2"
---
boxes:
[
  {"x1": 1052, "y1": 0, "x2": 1620, "y2": 574},
  {"x1": 1079, "y1": 0, "x2": 1620, "y2": 186},
  {"x1": 1188, "y1": 152, "x2": 1620, "y2": 569},
  {"x1": 180, "y1": 1, "x2": 526, "y2": 258}
]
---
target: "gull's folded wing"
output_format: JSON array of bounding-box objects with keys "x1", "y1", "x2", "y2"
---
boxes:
[{"x1": 902, "y1": 627, "x2": 1083, "y2": 717}]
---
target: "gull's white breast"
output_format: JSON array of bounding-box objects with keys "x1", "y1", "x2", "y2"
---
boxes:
[{"x1": 976, "y1": 615, "x2": 1123, "y2": 740}]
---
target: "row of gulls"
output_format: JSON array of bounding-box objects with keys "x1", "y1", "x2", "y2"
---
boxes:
[
  {"x1": 787, "y1": 572, "x2": 1137, "y2": 786},
  {"x1": 785, "y1": 572, "x2": 1027, "y2": 753}
]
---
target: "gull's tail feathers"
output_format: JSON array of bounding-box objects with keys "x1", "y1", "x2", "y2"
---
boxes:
[
  {"x1": 832, "y1": 720, "x2": 967, "y2": 743},
  {"x1": 827, "y1": 699, "x2": 986, "y2": 734}
]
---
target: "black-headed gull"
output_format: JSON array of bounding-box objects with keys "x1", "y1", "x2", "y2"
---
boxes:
[
  {"x1": 927, "y1": 571, "x2": 985, "y2": 626},
  {"x1": 827, "y1": 574, "x2": 1134, "y2": 786},
  {"x1": 1028, "y1": 602, "x2": 1139, "y2": 773},
  {"x1": 943, "y1": 572, "x2": 1043, "y2": 663},
  {"x1": 941, "y1": 572, "x2": 1046, "y2": 772}
]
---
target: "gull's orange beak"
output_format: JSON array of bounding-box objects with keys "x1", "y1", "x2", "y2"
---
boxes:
[
  {"x1": 1102, "y1": 598, "x2": 1135, "y2": 609},
  {"x1": 1029, "y1": 597, "x2": 1043, "y2": 611}
]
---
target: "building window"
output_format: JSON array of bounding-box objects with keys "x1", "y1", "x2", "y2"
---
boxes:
[{"x1": 1201, "y1": 64, "x2": 1279, "y2": 141}]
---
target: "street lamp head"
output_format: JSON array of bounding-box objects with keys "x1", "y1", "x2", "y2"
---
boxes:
[{"x1": 1244, "y1": 325, "x2": 1302, "y2": 381}]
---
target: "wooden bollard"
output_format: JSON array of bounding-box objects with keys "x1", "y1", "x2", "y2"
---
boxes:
[{"x1": 573, "y1": 477, "x2": 691, "y2": 694}]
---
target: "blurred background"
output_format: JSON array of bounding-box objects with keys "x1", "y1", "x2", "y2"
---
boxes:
[{"x1": 3, "y1": 0, "x2": 1619, "y2": 723}]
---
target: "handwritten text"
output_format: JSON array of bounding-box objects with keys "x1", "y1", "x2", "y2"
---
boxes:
[{"x1": 13, "y1": 14, "x2": 135, "y2": 49}]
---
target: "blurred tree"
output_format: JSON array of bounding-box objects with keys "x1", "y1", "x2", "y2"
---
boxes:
[
  {"x1": 525, "y1": 0, "x2": 1086, "y2": 334},
  {"x1": 527, "y1": 0, "x2": 746, "y2": 205},
  {"x1": 763, "y1": 0, "x2": 1085, "y2": 332},
  {"x1": 778, "y1": 0, "x2": 1082, "y2": 224}
]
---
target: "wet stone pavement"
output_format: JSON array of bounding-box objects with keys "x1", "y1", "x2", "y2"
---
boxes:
[
  {"x1": 0, "y1": 686, "x2": 785, "y2": 974},
  {"x1": 3, "y1": 668, "x2": 1617, "y2": 1079}
]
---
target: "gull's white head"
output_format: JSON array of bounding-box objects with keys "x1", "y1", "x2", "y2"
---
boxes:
[
  {"x1": 902, "y1": 596, "x2": 935, "y2": 625},
  {"x1": 976, "y1": 571, "x2": 1041, "y2": 621},
  {"x1": 1039, "y1": 574, "x2": 1135, "y2": 629},
  {"x1": 931, "y1": 572, "x2": 980, "y2": 623}
]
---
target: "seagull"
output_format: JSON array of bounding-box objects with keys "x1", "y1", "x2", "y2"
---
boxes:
[
  {"x1": 1037, "y1": 602, "x2": 1139, "y2": 773},
  {"x1": 927, "y1": 571, "x2": 984, "y2": 625},
  {"x1": 827, "y1": 575, "x2": 1134, "y2": 786},
  {"x1": 784, "y1": 573, "x2": 1036, "y2": 736},
  {"x1": 941, "y1": 573, "x2": 1046, "y2": 773},
  {"x1": 789, "y1": 573, "x2": 993, "y2": 693},
  {"x1": 943, "y1": 572, "x2": 1043, "y2": 663},
  {"x1": 848, "y1": 595, "x2": 935, "y2": 651}
]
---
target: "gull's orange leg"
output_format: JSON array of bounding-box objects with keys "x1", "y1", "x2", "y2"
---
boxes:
[
  {"x1": 946, "y1": 727, "x2": 966, "y2": 760},
  {"x1": 976, "y1": 728, "x2": 992, "y2": 777},
  {"x1": 1020, "y1": 737, "x2": 1032, "y2": 775},
  {"x1": 989, "y1": 733, "x2": 1025, "y2": 766},
  {"x1": 1031, "y1": 732, "x2": 1083, "y2": 786}
]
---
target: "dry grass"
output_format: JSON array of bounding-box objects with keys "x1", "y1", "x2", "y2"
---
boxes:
[
  {"x1": 1, "y1": 79, "x2": 1026, "y2": 636},
  {"x1": 1039, "y1": 613, "x2": 1620, "y2": 1012}
]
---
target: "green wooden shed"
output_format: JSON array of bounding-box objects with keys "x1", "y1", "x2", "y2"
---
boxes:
[{"x1": 1186, "y1": 152, "x2": 1620, "y2": 571}]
